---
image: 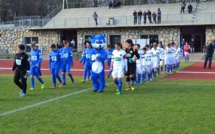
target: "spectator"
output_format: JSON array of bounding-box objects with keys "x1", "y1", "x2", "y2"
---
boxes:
[
  {"x1": 152, "y1": 12, "x2": 157, "y2": 24},
  {"x1": 71, "y1": 39, "x2": 76, "y2": 49},
  {"x1": 147, "y1": 10, "x2": 153, "y2": 24},
  {"x1": 204, "y1": 41, "x2": 214, "y2": 69},
  {"x1": 196, "y1": 0, "x2": 200, "y2": 4},
  {"x1": 113, "y1": 1, "x2": 117, "y2": 8},
  {"x1": 108, "y1": 1, "x2": 113, "y2": 9},
  {"x1": 93, "y1": 12, "x2": 98, "y2": 25},
  {"x1": 181, "y1": 38, "x2": 186, "y2": 49},
  {"x1": 133, "y1": 10, "x2": 137, "y2": 25},
  {"x1": 184, "y1": 42, "x2": 190, "y2": 62},
  {"x1": 189, "y1": 38, "x2": 195, "y2": 53},
  {"x1": 180, "y1": 2, "x2": 186, "y2": 14},
  {"x1": 157, "y1": 8, "x2": 161, "y2": 23},
  {"x1": 138, "y1": 10, "x2": 142, "y2": 24},
  {"x1": 188, "y1": 3, "x2": 193, "y2": 13},
  {"x1": 117, "y1": 0, "x2": 121, "y2": 8},
  {"x1": 143, "y1": 11, "x2": 147, "y2": 24}
]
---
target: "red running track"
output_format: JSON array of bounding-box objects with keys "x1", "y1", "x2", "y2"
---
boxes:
[
  {"x1": 166, "y1": 62, "x2": 215, "y2": 80},
  {"x1": 0, "y1": 59, "x2": 109, "y2": 76}
]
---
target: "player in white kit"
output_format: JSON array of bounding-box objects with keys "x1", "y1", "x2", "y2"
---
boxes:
[
  {"x1": 151, "y1": 43, "x2": 160, "y2": 77},
  {"x1": 157, "y1": 44, "x2": 165, "y2": 74},
  {"x1": 110, "y1": 42, "x2": 128, "y2": 95},
  {"x1": 144, "y1": 47, "x2": 153, "y2": 82},
  {"x1": 135, "y1": 44, "x2": 143, "y2": 85},
  {"x1": 165, "y1": 43, "x2": 175, "y2": 74}
]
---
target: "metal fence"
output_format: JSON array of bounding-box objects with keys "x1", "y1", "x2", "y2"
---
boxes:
[{"x1": 0, "y1": 12, "x2": 215, "y2": 29}]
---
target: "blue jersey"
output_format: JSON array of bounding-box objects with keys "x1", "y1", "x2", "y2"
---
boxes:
[
  {"x1": 106, "y1": 49, "x2": 113, "y2": 62},
  {"x1": 80, "y1": 48, "x2": 94, "y2": 65},
  {"x1": 49, "y1": 49, "x2": 61, "y2": 69},
  {"x1": 30, "y1": 49, "x2": 42, "y2": 68},
  {"x1": 61, "y1": 47, "x2": 74, "y2": 66}
]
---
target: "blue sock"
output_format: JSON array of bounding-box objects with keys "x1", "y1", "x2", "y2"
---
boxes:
[
  {"x1": 137, "y1": 74, "x2": 141, "y2": 84},
  {"x1": 62, "y1": 74, "x2": 66, "y2": 84},
  {"x1": 154, "y1": 70, "x2": 157, "y2": 77},
  {"x1": 142, "y1": 73, "x2": 146, "y2": 82},
  {"x1": 157, "y1": 68, "x2": 160, "y2": 74},
  {"x1": 187, "y1": 56, "x2": 189, "y2": 62},
  {"x1": 52, "y1": 75, "x2": 56, "y2": 87},
  {"x1": 56, "y1": 75, "x2": 62, "y2": 83},
  {"x1": 68, "y1": 73, "x2": 73, "y2": 79},
  {"x1": 37, "y1": 77, "x2": 44, "y2": 84},
  {"x1": 148, "y1": 74, "x2": 151, "y2": 81},
  {"x1": 165, "y1": 65, "x2": 167, "y2": 71},
  {"x1": 30, "y1": 78, "x2": 35, "y2": 88},
  {"x1": 170, "y1": 65, "x2": 173, "y2": 72},
  {"x1": 167, "y1": 66, "x2": 170, "y2": 73},
  {"x1": 118, "y1": 80, "x2": 122, "y2": 93},
  {"x1": 152, "y1": 70, "x2": 154, "y2": 77},
  {"x1": 114, "y1": 80, "x2": 118, "y2": 86}
]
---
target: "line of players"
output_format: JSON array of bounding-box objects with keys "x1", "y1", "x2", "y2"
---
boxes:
[
  {"x1": 13, "y1": 41, "x2": 75, "y2": 96},
  {"x1": 106, "y1": 42, "x2": 183, "y2": 87}
]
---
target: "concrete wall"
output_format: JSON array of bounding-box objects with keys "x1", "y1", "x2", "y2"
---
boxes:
[
  {"x1": 77, "y1": 27, "x2": 180, "y2": 51},
  {"x1": 0, "y1": 28, "x2": 60, "y2": 54}
]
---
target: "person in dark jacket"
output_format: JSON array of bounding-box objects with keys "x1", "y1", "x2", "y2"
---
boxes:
[
  {"x1": 12, "y1": 44, "x2": 30, "y2": 97},
  {"x1": 157, "y1": 8, "x2": 161, "y2": 23},
  {"x1": 189, "y1": 38, "x2": 195, "y2": 53},
  {"x1": 180, "y1": 2, "x2": 186, "y2": 14},
  {"x1": 147, "y1": 10, "x2": 153, "y2": 24},
  {"x1": 133, "y1": 10, "x2": 137, "y2": 25},
  {"x1": 143, "y1": 11, "x2": 147, "y2": 24},
  {"x1": 188, "y1": 3, "x2": 193, "y2": 13},
  {"x1": 137, "y1": 10, "x2": 142, "y2": 24},
  {"x1": 204, "y1": 42, "x2": 214, "y2": 69},
  {"x1": 108, "y1": 1, "x2": 113, "y2": 9},
  {"x1": 152, "y1": 12, "x2": 157, "y2": 24}
]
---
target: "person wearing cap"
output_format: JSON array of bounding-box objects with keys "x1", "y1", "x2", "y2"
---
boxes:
[
  {"x1": 12, "y1": 44, "x2": 30, "y2": 97},
  {"x1": 29, "y1": 41, "x2": 45, "y2": 91}
]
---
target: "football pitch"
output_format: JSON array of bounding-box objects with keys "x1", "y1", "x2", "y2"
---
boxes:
[{"x1": 0, "y1": 62, "x2": 214, "y2": 134}]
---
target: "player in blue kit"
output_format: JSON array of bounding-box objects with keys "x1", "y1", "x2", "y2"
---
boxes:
[
  {"x1": 106, "y1": 44, "x2": 113, "y2": 78},
  {"x1": 49, "y1": 44, "x2": 63, "y2": 88},
  {"x1": 29, "y1": 41, "x2": 45, "y2": 90},
  {"x1": 79, "y1": 42, "x2": 93, "y2": 83},
  {"x1": 61, "y1": 41, "x2": 74, "y2": 85}
]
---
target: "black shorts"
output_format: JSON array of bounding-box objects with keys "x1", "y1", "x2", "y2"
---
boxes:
[{"x1": 125, "y1": 63, "x2": 136, "y2": 76}]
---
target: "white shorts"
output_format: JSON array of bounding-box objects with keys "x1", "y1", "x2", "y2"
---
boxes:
[
  {"x1": 112, "y1": 66, "x2": 125, "y2": 78},
  {"x1": 136, "y1": 64, "x2": 143, "y2": 74},
  {"x1": 145, "y1": 64, "x2": 152, "y2": 73},
  {"x1": 176, "y1": 57, "x2": 180, "y2": 63},
  {"x1": 159, "y1": 59, "x2": 163, "y2": 66},
  {"x1": 185, "y1": 52, "x2": 189, "y2": 56},
  {"x1": 165, "y1": 57, "x2": 174, "y2": 65},
  {"x1": 152, "y1": 60, "x2": 159, "y2": 68}
]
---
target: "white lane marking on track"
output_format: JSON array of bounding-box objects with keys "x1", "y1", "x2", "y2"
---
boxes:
[
  {"x1": 153, "y1": 83, "x2": 215, "y2": 86},
  {"x1": 0, "y1": 82, "x2": 113, "y2": 116}
]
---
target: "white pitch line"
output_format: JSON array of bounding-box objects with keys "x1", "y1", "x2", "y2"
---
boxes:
[
  {"x1": 153, "y1": 82, "x2": 215, "y2": 86},
  {"x1": 0, "y1": 82, "x2": 113, "y2": 116},
  {"x1": 0, "y1": 67, "x2": 110, "y2": 72}
]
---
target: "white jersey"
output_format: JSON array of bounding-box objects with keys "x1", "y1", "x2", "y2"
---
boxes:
[
  {"x1": 176, "y1": 47, "x2": 183, "y2": 58},
  {"x1": 145, "y1": 52, "x2": 152, "y2": 66},
  {"x1": 142, "y1": 53, "x2": 146, "y2": 66},
  {"x1": 112, "y1": 49, "x2": 127, "y2": 71},
  {"x1": 136, "y1": 49, "x2": 143, "y2": 64},
  {"x1": 165, "y1": 47, "x2": 175, "y2": 58},
  {"x1": 157, "y1": 47, "x2": 165, "y2": 60},
  {"x1": 151, "y1": 48, "x2": 160, "y2": 62}
]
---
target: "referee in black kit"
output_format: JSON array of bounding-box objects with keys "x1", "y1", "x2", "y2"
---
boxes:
[{"x1": 12, "y1": 44, "x2": 30, "y2": 97}]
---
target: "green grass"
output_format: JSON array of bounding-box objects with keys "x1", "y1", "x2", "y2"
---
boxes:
[{"x1": 0, "y1": 62, "x2": 214, "y2": 134}]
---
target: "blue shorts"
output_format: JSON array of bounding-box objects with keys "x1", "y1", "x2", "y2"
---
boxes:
[
  {"x1": 51, "y1": 67, "x2": 60, "y2": 75},
  {"x1": 30, "y1": 67, "x2": 42, "y2": 76},
  {"x1": 61, "y1": 64, "x2": 71, "y2": 73}
]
